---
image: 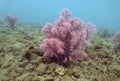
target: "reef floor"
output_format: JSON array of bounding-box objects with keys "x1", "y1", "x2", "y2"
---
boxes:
[{"x1": 0, "y1": 24, "x2": 120, "y2": 81}]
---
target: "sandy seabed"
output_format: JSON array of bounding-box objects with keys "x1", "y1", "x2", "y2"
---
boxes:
[{"x1": 0, "y1": 24, "x2": 120, "y2": 81}]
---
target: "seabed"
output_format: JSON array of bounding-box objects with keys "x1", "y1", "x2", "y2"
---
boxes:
[{"x1": 0, "y1": 24, "x2": 120, "y2": 81}]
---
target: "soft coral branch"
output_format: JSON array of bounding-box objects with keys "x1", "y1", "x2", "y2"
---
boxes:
[{"x1": 40, "y1": 8, "x2": 95, "y2": 64}]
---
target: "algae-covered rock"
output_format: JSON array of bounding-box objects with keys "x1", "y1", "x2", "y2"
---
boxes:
[
  {"x1": 32, "y1": 75, "x2": 42, "y2": 81},
  {"x1": 37, "y1": 63, "x2": 47, "y2": 75},
  {"x1": 1, "y1": 55, "x2": 14, "y2": 69},
  {"x1": 91, "y1": 62, "x2": 107, "y2": 72},
  {"x1": 46, "y1": 63, "x2": 56, "y2": 75},
  {"x1": 0, "y1": 69, "x2": 9, "y2": 80},
  {"x1": 60, "y1": 75, "x2": 73, "y2": 81},
  {"x1": 13, "y1": 42, "x2": 25, "y2": 49},
  {"x1": 77, "y1": 78, "x2": 89, "y2": 81},
  {"x1": 0, "y1": 24, "x2": 120, "y2": 81},
  {"x1": 72, "y1": 67, "x2": 80, "y2": 78},
  {"x1": 16, "y1": 72, "x2": 30, "y2": 80},
  {"x1": 44, "y1": 78, "x2": 54, "y2": 81},
  {"x1": 33, "y1": 75, "x2": 54, "y2": 81},
  {"x1": 55, "y1": 65, "x2": 66, "y2": 76}
]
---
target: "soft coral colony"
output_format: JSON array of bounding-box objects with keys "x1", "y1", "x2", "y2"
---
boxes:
[{"x1": 40, "y1": 9, "x2": 96, "y2": 64}]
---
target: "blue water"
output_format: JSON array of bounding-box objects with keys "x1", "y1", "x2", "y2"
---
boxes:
[{"x1": 0, "y1": 0, "x2": 120, "y2": 31}]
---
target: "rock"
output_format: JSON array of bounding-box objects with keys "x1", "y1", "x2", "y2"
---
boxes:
[
  {"x1": 0, "y1": 47, "x2": 5, "y2": 53},
  {"x1": 13, "y1": 42, "x2": 25, "y2": 49},
  {"x1": 1, "y1": 55, "x2": 14, "y2": 69},
  {"x1": 55, "y1": 65, "x2": 65, "y2": 76},
  {"x1": 37, "y1": 63, "x2": 47, "y2": 76},
  {"x1": 60, "y1": 75, "x2": 73, "y2": 81},
  {"x1": 32, "y1": 75, "x2": 42, "y2": 81},
  {"x1": 41, "y1": 57, "x2": 51, "y2": 63},
  {"x1": 42, "y1": 75, "x2": 54, "y2": 81},
  {"x1": 16, "y1": 73, "x2": 30, "y2": 81},
  {"x1": 44, "y1": 78, "x2": 54, "y2": 81},
  {"x1": 46, "y1": 63, "x2": 56, "y2": 75},
  {"x1": 72, "y1": 67, "x2": 80, "y2": 78},
  {"x1": 77, "y1": 78, "x2": 89, "y2": 81},
  {"x1": 18, "y1": 60, "x2": 29, "y2": 68}
]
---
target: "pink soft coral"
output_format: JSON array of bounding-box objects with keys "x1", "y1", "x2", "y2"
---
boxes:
[
  {"x1": 85, "y1": 22, "x2": 96, "y2": 42},
  {"x1": 4, "y1": 14, "x2": 17, "y2": 29},
  {"x1": 40, "y1": 8, "x2": 95, "y2": 64},
  {"x1": 40, "y1": 38, "x2": 65, "y2": 57},
  {"x1": 112, "y1": 31, "x2": 120, "y2": 49}
]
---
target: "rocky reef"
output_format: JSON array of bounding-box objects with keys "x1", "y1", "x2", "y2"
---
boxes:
[{"x1": 0, "y1": 24, "x2": 120, "y2": 81}]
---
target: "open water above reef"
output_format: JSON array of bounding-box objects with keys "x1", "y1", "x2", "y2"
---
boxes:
[{"x1": 0, "y1": 0, "x2": 120, "y2": 31}]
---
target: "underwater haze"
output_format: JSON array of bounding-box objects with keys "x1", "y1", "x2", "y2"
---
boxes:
[
  {"x1": 1, "y1": 0, "x2": 120, "y2": 81},
  {"x1": 0, "y1": 0, "x2": 120, "y2": 30}
]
